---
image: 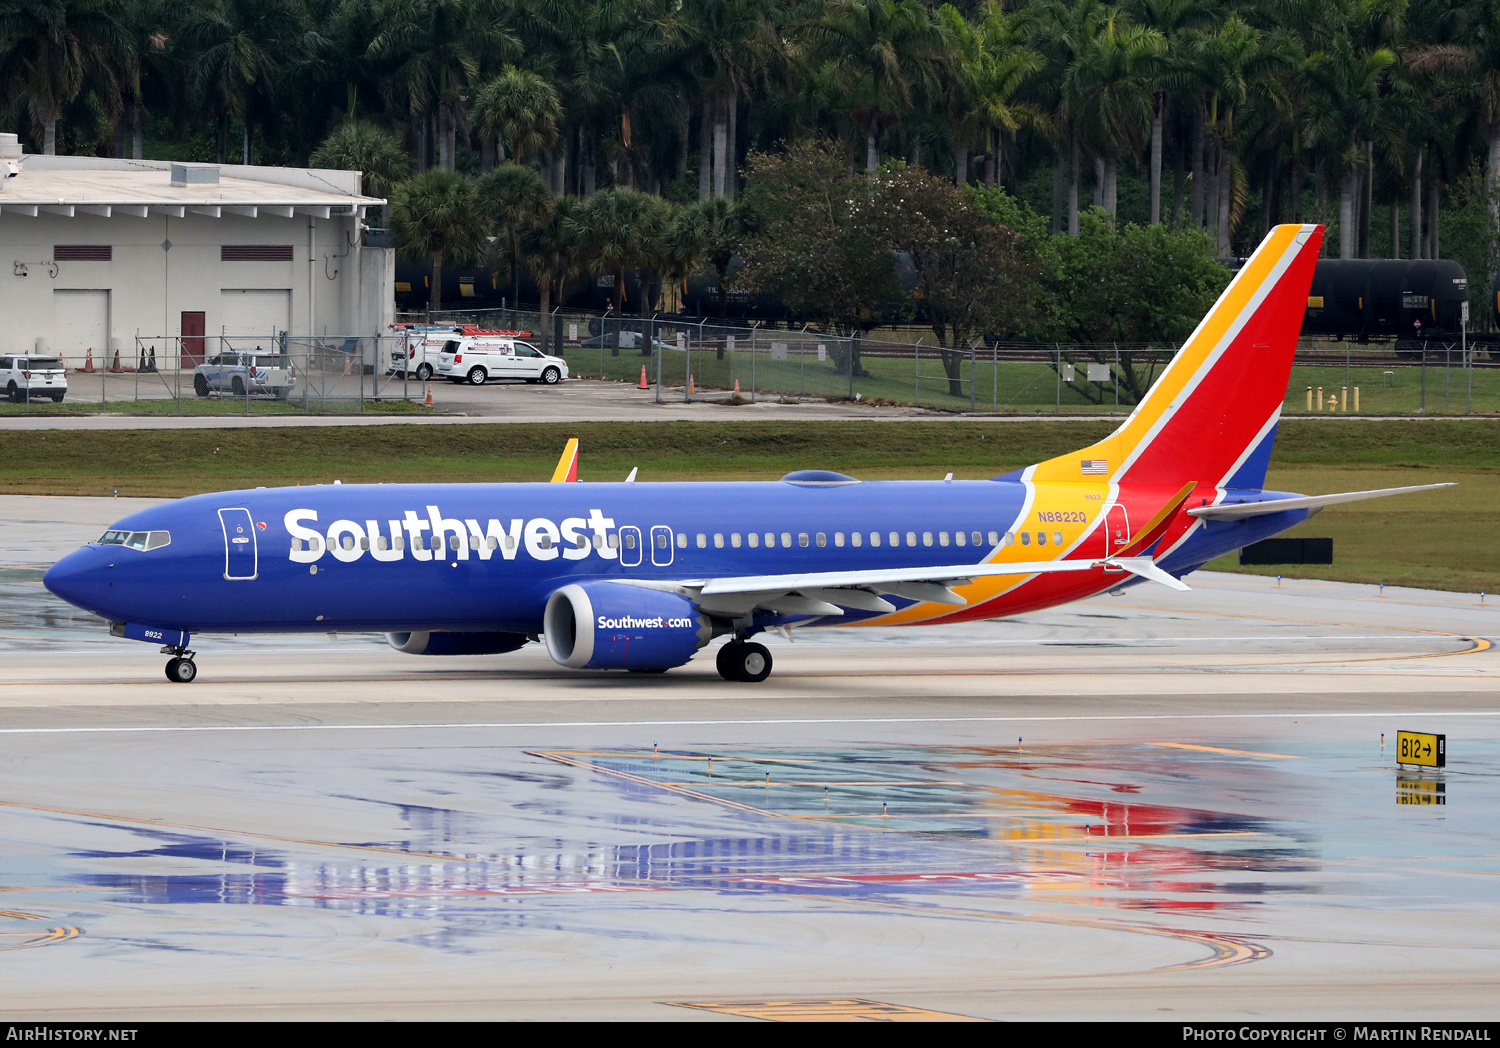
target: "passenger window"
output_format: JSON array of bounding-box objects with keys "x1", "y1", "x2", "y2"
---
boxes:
[
  {"x1": 391, "y1": 537, "x2": 401, "y2": 551},
  {"x1": 714, "y1": 534, "x2": 724, "y2": 548},
  {"x1": 748, "y1": 533, "x2": 759, "y2": 548},
  {"x1": 869, "y1": 532, "x2": 880, "y2": 547},
  {"x1": 1036, "y1": 532, "x2": 1046, "y2": 546},
  {"x1": 1054, "y1": 532, "x2": 1064, "y2": 546},
  {"x1": 654, "y1": 532, "x2": 667, "y2": 549},
  {"x1": 781, "y1": 532, "x2": 792, "y2": 548},
  {"x1": 360, "y1": 537, "x2": 370, "y2": 551},
  {"x1": 1021, "y1": 532, "x2": 1030, "y2": 546},
  {"x1": 765, "y1": 533, "x2": 775, "y2": 547},
  {"x1": 906, "y1": 532, "x2": 917, "y2": 547},
  {"x1": 889, "y1": 532, "x2": 899, "y2": 547},
  {"x1": 488, "y1": 536, "x2": 499, "y2": 549},
  {"x1": 922, "y1": 532, "x2": 933, "y2": 546},
  {"x1": 973, "y1": 531, "x2": 984, "y2": 547},
  {"x1": 608, "y1": 534, "x2": 619, "y2": 549},
  {"x1": 731, "y1": 533, "x2": 741, "y2": 548},
  {"x1": 677, "y1": 533, "x2": 687, "y2": 548},
  {"x1": 850, "y1": 532, "x2": 861, "y2": 547},
  {"x1": 833, "y1": 533, "x2": 844, "y2": 547},
  {"x1": 954, "y1": 532, "x2": 964, "y2": 547},
  {"x1": 798, "y1": 533, "x2": 809, "y2": 547},
  {"x1": 696, "y1": 533, "x2": 707, "y2": 548}
]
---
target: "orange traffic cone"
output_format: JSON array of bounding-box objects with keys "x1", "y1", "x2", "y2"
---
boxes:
[
  {"x1": 109, "y1": 349, "x2": 124, "y2": 373},
  {"x1": 82, "y1": 348, "x2": 96, "y2": 373},
  {"x1": 688, "y1": 374, "x2": 695, "y2": 396},
  {"x1": 423, "y1": 383, "x2": 433, "y2": 407},
  {"x1": 733, "y1": 379, "x2": 741, "y2": 397},
  {"x1": 343, "y1": 355, "x2": 351, "y2": 376},
  {"x1": 638, "y1": 365, "x2": 648, "y2": 390}
]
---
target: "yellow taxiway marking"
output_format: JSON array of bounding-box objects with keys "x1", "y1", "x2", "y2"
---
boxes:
[
  {"x1": 667, "y1": 998, "x2": 987, "y2": 1022},
  {"x1": 1148, "y1": 742, "x2": 1302, "y2": 759}
]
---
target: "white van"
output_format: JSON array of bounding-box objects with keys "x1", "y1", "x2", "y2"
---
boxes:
[
  {"x1": 0, "y1": 354, "x2": 67, "y2": 402},
  {"x1": 435, "y1": 337, "x2": 569, "y2": 386}
]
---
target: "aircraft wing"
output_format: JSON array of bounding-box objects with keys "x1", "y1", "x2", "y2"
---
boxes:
[
  {"x1": 626, "y1": 554, "x2": 1188, "y2": 619},
  {"x1": 1185, "y1": 482, "x2": 1455, "y2": 521}
]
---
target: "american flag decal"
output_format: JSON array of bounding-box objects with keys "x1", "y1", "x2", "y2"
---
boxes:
[{"x1": 1080, "y1": 459, "x2": 1108, "y2": 475}]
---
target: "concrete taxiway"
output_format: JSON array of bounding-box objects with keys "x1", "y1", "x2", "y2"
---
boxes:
[{"x1": 1, "y1": 496, "x2": 1498, "y2": 1020}]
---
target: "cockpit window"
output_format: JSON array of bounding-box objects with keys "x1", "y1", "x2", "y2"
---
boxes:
[{"x1": 98, "y1": 529, "x2": 170, "y2": 549}]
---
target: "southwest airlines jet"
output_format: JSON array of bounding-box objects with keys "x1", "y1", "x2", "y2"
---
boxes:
[{"x1": 44, "y1": 224, "x2": 1447, "y2": 684}]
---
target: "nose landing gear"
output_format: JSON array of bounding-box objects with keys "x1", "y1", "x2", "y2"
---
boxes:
[{"x1": 163, "y1": 645, "x2": 198, "y2": 683}]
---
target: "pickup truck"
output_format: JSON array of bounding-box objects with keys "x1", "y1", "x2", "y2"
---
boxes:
[{"x1": 192, "y1": 352, "x2": 295, "y2": 398}]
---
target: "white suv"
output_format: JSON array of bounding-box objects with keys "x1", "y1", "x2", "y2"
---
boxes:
[
  {"x1": 436, "y1": 337, "x2": 569, "y2": 386},
  {"x1": 0, "y1": 354, "x2": 67, "y2": 402}
]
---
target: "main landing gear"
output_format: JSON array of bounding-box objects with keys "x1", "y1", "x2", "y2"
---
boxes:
[
  {"x1": 163, "y1": 645, "x2": 197, "y2": 683},
  {"x1": 716, "y1": 639, "x2": 772, "y2": 683}
]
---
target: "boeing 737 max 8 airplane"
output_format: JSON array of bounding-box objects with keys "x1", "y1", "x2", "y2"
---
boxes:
[{"x1": 44, "y1": 223, "x2": 1450, "y2": 684}]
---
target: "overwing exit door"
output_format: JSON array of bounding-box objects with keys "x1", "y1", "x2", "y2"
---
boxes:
[{"x1": 219, "y1": 508, "x2": 258, "y2": 580}]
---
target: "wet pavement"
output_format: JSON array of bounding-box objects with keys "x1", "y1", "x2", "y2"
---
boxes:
[{"x1": 1, "y1": 498, "x2": 1498, "y2": 1019}]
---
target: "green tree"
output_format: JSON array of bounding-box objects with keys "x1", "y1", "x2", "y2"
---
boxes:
[
  {"x1": 522, "y1": 195, "x2": 587, "y2": 355},
  {"x1": 567, "y1": 187, "x2": 664, "y2": 353},
  {"x1": 1051, "y1": 211, "x2": 1229, "y2": 403},
  {"x1": 477, "y1": 163, "x2": 555, "y2": 312},
  {"x1": 388, "y1": 169, "x2": 488, "y2": 311},
  {"x1": 680, "y1": 196, "x2": 742, "y2": 318},
  {"x1": 472, "y1": 65, "x2": 563, "y2": 166},
  {"x1": 876, "y1": 165, "x2": 1044, "y2": 396},
  {"x1": 737, "y1": 139, "x2": 900, "y2": 371},
  {"x1": 0, "y1": 0, "x2": 133, "y2": 155},
  {"x1": 310, "y1": 119, "x2": 412, "y2": 196}
]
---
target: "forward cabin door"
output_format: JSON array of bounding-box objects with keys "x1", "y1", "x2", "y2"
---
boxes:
[{"x1": 219, "y1": 508, "x2": 259, "y2": 580}]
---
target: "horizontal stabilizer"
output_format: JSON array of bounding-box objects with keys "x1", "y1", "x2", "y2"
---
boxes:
[
  {"x1": 1109, "y1": 556, "x2": 1191, "y2": 592},
  {"x1": 1186, "y1": 483, "x2": 1455, "y2": 521}
]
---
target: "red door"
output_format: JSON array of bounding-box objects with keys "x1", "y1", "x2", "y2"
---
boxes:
[
  {"x1": 181, "y1": 312, "x2": 205, "y2": 367},
  {"x1": 1104, "y1": 504, "x2": 1130, "y2": 567}
]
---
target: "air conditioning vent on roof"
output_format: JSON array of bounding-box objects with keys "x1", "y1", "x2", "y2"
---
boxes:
[{"x1": 171, "y1": 163, "x2": 219, "y2": 187}]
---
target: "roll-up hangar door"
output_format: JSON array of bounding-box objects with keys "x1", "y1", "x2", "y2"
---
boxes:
[
  {"x1": 52, "y1": 290, "x2": 110, "y2": 365},
  {"x1": 220, "y1": 289, "x2": 291, "y2": 342}
]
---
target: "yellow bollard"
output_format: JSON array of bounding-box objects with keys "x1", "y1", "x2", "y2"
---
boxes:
[
  {"x1": 1306, "y1": 386, "x2": 1313, "y2": 411},
  {"x1": 1341, "y1": 386, "x2": 1348, "y2": 411},
  {"x1": 1354, "y1": 387, "x2": 1360, "y2": 412},
  {"x1": 1317, "y1": 386, "x2": 1324, "y2": 410}
]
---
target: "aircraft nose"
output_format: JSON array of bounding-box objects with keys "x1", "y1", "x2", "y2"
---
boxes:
[{"x1": 43, "y1": 546, "x2": 108, "y2": 613}]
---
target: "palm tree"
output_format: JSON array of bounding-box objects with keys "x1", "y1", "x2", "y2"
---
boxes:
[
  {"x1": 367, "y1": 0, "x2": 517, "y2": 170},
  {"x1": 681, "y1": 197, "x2": 741, "y2": 318},
  {"x1": 804, "y1": 0, "x2": 945, "y2": 177},
  {"x1": 0, "y1": 0, "x2": 133, "y2": 155},
  {"x1": 389, "y1": 169, "x2": 488, "y2": 312},
  {"x1": 311, "y1": 120, "x2": 412, "y2": 196},
  {"x1": 472, "y1": 65, "x2": 564, "y2": 167},
  {"x1": 522, "y1": 195, "x2": 586, "y2": 355},
  {"x1": 567, "y1": 188, "x2": 664, "y2": 353},
  {"x1": 175, "y1": 0, "x2": 309, "y2": 164},
  {"x1": 1063, "y1": 9, "x2": 1164, "y2": 223},
  {"x1": 477, "y1": 164, "x2": 555, "y2": 311}
]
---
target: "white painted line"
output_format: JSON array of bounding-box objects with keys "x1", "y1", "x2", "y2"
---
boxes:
[{"x1": 2, "y1": 710, "x2": 1500, "y2": 735}]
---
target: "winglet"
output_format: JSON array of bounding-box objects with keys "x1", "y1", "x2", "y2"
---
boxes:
[{"x1": 550, "y1": 438, "x2": 579, "y2": 483}]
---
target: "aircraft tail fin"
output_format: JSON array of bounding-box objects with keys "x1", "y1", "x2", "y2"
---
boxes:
[
  {"x1": 1034, "y1": 224, "x2": 1324, "y2": 492},
  {"x1": 550, "y1": 438, "x2": 579, "y2": 483}
]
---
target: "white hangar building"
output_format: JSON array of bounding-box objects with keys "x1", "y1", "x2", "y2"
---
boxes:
[{"x1": 0, "y1": 136, "x2": 391, "y2": 367}]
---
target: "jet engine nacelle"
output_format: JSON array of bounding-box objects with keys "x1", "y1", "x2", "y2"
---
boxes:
[
  {"x1": 386, "y1": 630, "x2": 530, "y2": 656},
  {"x1": 544, "y1": 582, "x2": 711, "y2": 670}
]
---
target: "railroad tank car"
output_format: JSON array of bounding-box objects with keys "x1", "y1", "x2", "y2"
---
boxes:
[{"x1": 1302, "y1": 259, "x2": 1469, "y2": 341}]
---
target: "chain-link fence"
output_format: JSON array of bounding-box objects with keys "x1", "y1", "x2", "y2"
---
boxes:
[
  {"x1": 0, "y1": 333, "x2": 423, "y2": 415},
  {"x1": 6, "y1": 309, "x2": 1496, "y2": 415},
  {"x1": 421, "y1": 305, "x2": 1500, "y2": 416}
]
